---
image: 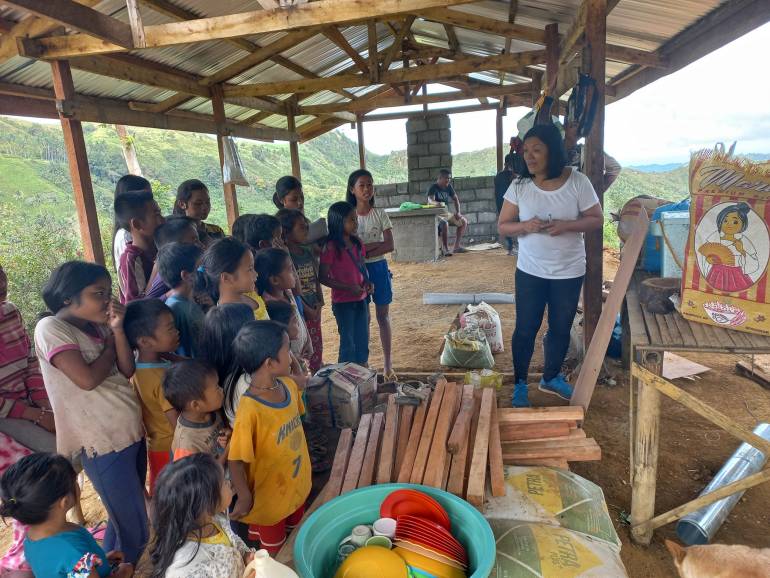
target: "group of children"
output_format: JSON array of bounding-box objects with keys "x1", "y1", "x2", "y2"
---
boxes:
[{"x1": 0, "y1": 169, "x2": 397, "y2": 577}]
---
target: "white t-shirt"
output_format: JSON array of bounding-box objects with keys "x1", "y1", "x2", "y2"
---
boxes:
[
  {"x1": 356, "y1": 207, "x2": 393, "y2": 263},
  {"x1": 504, "y1": 168, "x2": 600, "y2": 279},
  {"x1": 34, "y1": 316, "x2": 144, "y2": 457},
  {"x1": 113, "y1": 228, "x2": 131, "y2": 270}
]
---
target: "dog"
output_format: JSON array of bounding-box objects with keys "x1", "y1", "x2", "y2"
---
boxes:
[{"x1": 666, "y1": 539, "x2": 770, "y2": 578}]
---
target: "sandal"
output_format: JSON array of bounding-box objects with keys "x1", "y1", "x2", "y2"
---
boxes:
[{"x1": 383, "y1": 370, "x2": 399, "y2": 382}]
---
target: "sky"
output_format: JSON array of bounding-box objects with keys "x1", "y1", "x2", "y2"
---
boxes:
[{"x1": 338, "y1": 22, "x2": 770, "y2": 166}]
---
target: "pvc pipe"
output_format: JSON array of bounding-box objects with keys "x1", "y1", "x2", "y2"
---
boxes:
[
  {"x1": 423, "y1": 293, "x2": 515, "y2": 305},
  {"x1": 676, "y1": 422, "x2": 770, "y2": 545}
]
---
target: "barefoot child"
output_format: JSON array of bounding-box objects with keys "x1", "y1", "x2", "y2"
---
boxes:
[
  {"x1": 158, "y1": 243, "x2": 205, "y2": 358},
  {"x1": 319, "y1": 202, "x2": 373, "y2": 366},
  {"x1": 34, "y1": 261, "x2": 147, "y2": 563},
  {"x1": 196, "y1": 238, "x2": 268, "y2": 321},
  {"x1": 346, "y1": 169, "x2": 395, "y2": 379},
  {"x1": 228, "y1": 321, "x2": 310, "y2": 552},
  {"x1": 0, "y1": 453, "x2": 133, "y2": 577},
  {"x1": 163, "y1": 359, "x2": 230, "y2": 465},
  {"x1": 123, "y1": 299, "x2": 181, "y2": 494},
  {"x1": 147, "y1": 453, "x2": 254, "y2": 578}
]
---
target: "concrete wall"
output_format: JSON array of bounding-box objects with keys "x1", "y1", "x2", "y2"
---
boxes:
[
  {"x1": 406, "y1": 114, "x2": 452, "y2": 195},
  {"x1": 375, "y1": 175, "x2": 499, "y2": 242}
]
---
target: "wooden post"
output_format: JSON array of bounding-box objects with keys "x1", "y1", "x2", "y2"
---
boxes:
[
  {"x1": 210, "y1": 84, "x2": 239, "y2": 229},
  {"x1": 630, "y1": 352, "x2": 662, "y2": 545},
  {"x1": 495, "y1": 106, "x2": 504, "y2": 172},
  {"x1": 356, "y1": 117, "x2": 366, "y2": 169},
  {"x1": 50, "y1": 60, "x2": 105, "y2": 265},
  {"x1": 545, "y1": 22, "x2": 559, "y2": 115},
  {"x1": 287, "y1": 98, "x2": 302, "y2": 180},
  {"x1": 582, "y1": 0, "x2": 607, "y2": 346},
  {"x1": 530, "y1": 70, "x2": 542, "y2": 108},
  {"x1": 421, "y1": 83, "x2": 428, "y2": 113}
]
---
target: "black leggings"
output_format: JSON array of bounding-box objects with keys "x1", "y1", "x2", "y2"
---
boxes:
[{"x1": 512, "y1": 268, "x2": 584, "y2": 384}]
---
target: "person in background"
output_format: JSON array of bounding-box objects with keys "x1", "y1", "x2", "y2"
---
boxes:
[
  {"x1": 0, "y1": 453, "x2": 133, "y2": 578},
  {"x1": 495, "y1": 153, "x2": 519, "y2": 256},
  {"x1": 346, "y1": 169, "x2": 396, "y2": 380},
  {"x1": 112, "y1": 174, "x2": 152, "y2": 270},
  {"x1": 146, "y1": 454, "x2": 254, "y2": 578},
  {"x1": 173, "y1": 179, "x2": 225, "y2": 246},
  {"x1": 320, "y1": 201, "x2": 372, "y2": 366},
  {"x1": 427, "y1": 169, "x2": 468, "y2": 256},
  {"x1": 272, "y1": 175, "x2": 304, "y2": 212},
  {"x1": 563, "y1": 119, "x2": 622, "y2": 190},
  {"x1": 124, "y1": 299, "x2": 180, "y2": 495},
  {"x1": 158, "y1": 243, "x2": 205, "y2": 358},
  {"x1": 34, "y1": 261, "x2": 147, "y2": 563},
  {"x1": 145, "y1": 216, "x2": 202, "y2": 300},
  {"x1": 498, "y1": 124, "x2": 603, "y2": 408},
  {"x1": 116, "y1": 191, "x2": 164, "y2": 303}
]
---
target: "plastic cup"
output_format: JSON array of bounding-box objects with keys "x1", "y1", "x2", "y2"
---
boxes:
[
  {"x1": 366, "y1": 535, "x2": 393, "y2": 549},
  {"x1": 373, "y1": 517, "x2": 397, "y2": 539}
]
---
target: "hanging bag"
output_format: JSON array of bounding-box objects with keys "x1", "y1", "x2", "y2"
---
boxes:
[{"x1": 222, "y1": 135, "x2": 249, "y2": 186}]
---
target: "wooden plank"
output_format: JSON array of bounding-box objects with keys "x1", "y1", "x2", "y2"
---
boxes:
[
  {"x1": 224, "y1": 51, "x2": 545, "y2": 98},
  {"x1": 341, "y1": 413, "x2": 372, "y2": 495},
  {"x1": 498, "y1": 406, "x2": 584, "y2": 424},
  {"x1": 382, "y1": 16, "x2": 415, "y2": 72},
  {"x1": 504, "y1": 428, "x2": 586, "y2": 445},
  {"x1": 415, "y1": 7, "x2": 546, "y2": 44},
  {"x1": 736, "y1": 360, "x2": 770, "y2": 390},
  {"x1": 545, "y1": 22, "x2": 559, "y2": 95},
  {"x1": 635, "y1": 364, "x2": 770, "y2": 456},
  {"x1": 358, "y1": 412, "x2": 384, "y2": 488},
  {"x1": 500, "y1": 421, "x2": 571, "y2": 441},
  {"x1": 323, "y1": 27, "x2": 369, "y2": 74},
  {"x1": 488, "y1": 401, "x2": 505, "y2": 497},
  {"x1": 410, "y1": 380, "x2": 447, "y2": 484},
  {"x1": 125, "y1": 0, "x2": 147, "y2": 48},
  {"x1": 367, "y1": 21, "x2": 379, "y2": 83},
  {"x1": 448, "y1": 387, "x2": 481, "y2": 497},
  {"x1": 641, "y1": 305, "x2": 663, "y2": 346},
  {"x1": 571, "y1": 210, "x2": 648, "y2": 411},
  {"x1": 447, "y1": 384, "x2": 475, "y2": 454},
  {"x1": 705, "y1": 322, "x2": 734, "y2": 349},
  {"x1": 393, "y1": 404, "x2": 414, "y2": 477},
  {"x1": 376, "y1": 395, "x2": 399, "y2": 484},
  {"x1": 510, "y1": 458, "x2": 570, "y2": 468},
  {"x1": 356, "y1": 119, "x2": 366, "y2": 169},
  {"x1": 635, "y1": 467, "x2": 770, "y2": 534},
  {"x1": 324, "y1": 428, "x2": 354, "y2": 500},
  {"x1": 397, "y1": 399, "x2": 429, "y2": 483},
  {"x1": 727, "y1": 328, "x2": 752, "y2": 349},
  {"x1": 686, "y1": 315, "x2": 711, "y2": 348},
  {"x1": 50, "y1": 60, "x2": 105, "y2": 266},
  {"x1": 423, "y1": 383, "x2": 460, "y2": 487},
  {"x1": 466, "y1": 387, "x2": 495, "y2": 507},
  {"x1": 4, "y1": 0, "x2": 133, "y2": 47},
  {"x1": 287, "y1": 103, "x2": 301, "y2": 180},
  {"x1": 661, "y1": 313, "x2": 683, "y2": 345},
  {"x1": 211, "y1": 85, "x2": 239, "y2": 229},
  {"x1": 503, "y1": 438, "x2": 601, "y2": 462}
]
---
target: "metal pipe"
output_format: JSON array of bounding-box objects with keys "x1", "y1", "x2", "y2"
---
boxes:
[{"x1": 676, "y1": 422, "x2": 770, "y2": 545}]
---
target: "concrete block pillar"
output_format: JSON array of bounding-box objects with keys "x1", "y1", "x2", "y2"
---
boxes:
[{"x1": 406, "y1": 113, "x2": 451, "y2": 196}]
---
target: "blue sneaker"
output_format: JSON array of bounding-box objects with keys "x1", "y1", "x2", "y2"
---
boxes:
[
  {"x1": 539, "y1": 374, "x2": 574, "y2": 401},
  {"x1": 511, "y1": 380, "x2": 530, "y2": 408}
]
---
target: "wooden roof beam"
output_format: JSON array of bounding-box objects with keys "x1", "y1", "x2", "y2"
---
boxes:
[
  {"x1": 444, "y1": 24, "x2": 460, "y2": 52},
  {"x1": 225, "y1": 50, "x2": 545, "y2": 98},
  {"x1": 382, "y1": 16, "x2": 415, "y2": 72},
  {"x1": 0, "y1": 17, "x2": 17, "y2": 33},
  {"x1": 125, "y1": 0, "x2": 147, "y2": 48},
  {"x1": 19, "y1": 0, "x2": 477, "y2": 59},
  {"x1": 362, "y1": 101, "x2": 517, "y2": 121},
  {"x1": 323, "y1": 27, "x2": 370, "y2": 74},
  {"x1": 415, "y1": 7, "x2": 546, "y2": 44},
  {"x1": 3, "y1": 0, "x2": 134, "y2": 47}
]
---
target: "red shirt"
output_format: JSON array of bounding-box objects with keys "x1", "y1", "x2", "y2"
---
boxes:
[
  {"x1": 320, "y1": 240, "x2": 368, "y2": 303},
  {"x1": 118, "y1": 242, "x2": 154, "y2": 304}
]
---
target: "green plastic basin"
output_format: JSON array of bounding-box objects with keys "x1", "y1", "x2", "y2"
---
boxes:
[{"x1": 294, "y1": 483, "x2": 495, "y2": 577}]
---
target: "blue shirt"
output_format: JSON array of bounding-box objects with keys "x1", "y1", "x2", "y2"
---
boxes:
[
  {"x1": 25, "y1": 526, "x2": 111, "y2": 577},
  {"x1": 165, "y1": 293, "x2": 205, "y2": 358}
]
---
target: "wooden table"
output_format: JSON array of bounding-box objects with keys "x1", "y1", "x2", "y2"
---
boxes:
[
  {"x1": 386, "y1": 206, "x2": 445, "y2": 262},
  {"x1": 624, "y1": 270, "x2": 770, "y2": 545}
]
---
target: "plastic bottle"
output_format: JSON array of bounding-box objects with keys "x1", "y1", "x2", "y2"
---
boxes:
[{"x1": 243, "y1": 549, "x2": 299, "y2": 578}]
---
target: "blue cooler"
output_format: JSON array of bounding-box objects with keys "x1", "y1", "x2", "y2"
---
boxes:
[{"x1": 643, "y1": 199, "x2": 690, "y2": 273}]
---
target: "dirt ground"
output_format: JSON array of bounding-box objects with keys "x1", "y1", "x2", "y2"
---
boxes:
[{"x1": 3, "y1": 247, "x2": 769, "y2": 578}]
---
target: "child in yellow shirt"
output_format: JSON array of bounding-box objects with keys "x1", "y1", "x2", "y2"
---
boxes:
[
  {"x1": 228, "y1": 320, "x2": 310, "y2": 553},
  {"x1": 124, "y1": 299, "x2": 180, "y2": 494}
]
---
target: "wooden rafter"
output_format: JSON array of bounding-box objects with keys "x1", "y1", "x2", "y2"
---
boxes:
[
  {"x1": 363, "y1": 102, "x2": 501, "y2": 121},
  {"x1": 382, "y1": 16, "x2": 415, "y2": 72},
  {"x1": 443, "y1": 24, "x2": 460, "y2": 52},
  {"x1": 125, "y1": 0, "x2": 146, "y2": 48},
  {"x1": 19, "y1": 0, "x2": 477, "y2": 59},
  {"x1": 0, "y1": 17, "x2": 17, "y2": 33},
  {"x1": 225, "y1": 50, "x2": 545, "y2": 97},
  {"x1": 415, "y1": 8, "x2": 546, "y2": 44},
  {"x1": 324, "y1": 27, "x2": 370, "y2": 74},
  {"x1": 368, "y1": 22, "x2": 380, "y2": 83},
  {"x1": 3, "y1": 0, "x2": 134, "y2": 47}
]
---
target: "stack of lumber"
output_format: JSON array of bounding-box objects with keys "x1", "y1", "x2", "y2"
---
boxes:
[{"x1": 498, "y1": 406, "x2": 601, "y2": 469}]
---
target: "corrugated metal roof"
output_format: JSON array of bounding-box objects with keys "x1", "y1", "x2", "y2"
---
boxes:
[{"x1": 0, "y1": 0, "x2": 744, "y2": 137}]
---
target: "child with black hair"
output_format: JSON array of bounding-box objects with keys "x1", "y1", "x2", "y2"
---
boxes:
[
  {"x1": 228, "y1": 321, "x2": 310, "y2": 552},
  {"x1": 232, "y1": 213, "x2": 283, "y2": 251},
  {"x1": 255, "y1": 248, "x2": 312, "y2": 367},
  {"x1": 115, "y1": 191, "x2": 164, "y2": 303},
  {"x1": 163, "y1": 359, "x2": 230, "y2": 464},
  {"x1": 124, "y1": 298, "x2": 180, "y2": 494},
  {"x1": 320, "y1": 201, "x2": 373, "y2": 366},
  {"x1": 263, "y1": 300, "x2": 308, "y2": 390},
  {"x1": 173, "y1": 179, "x2": 225, "y2": 246},
  {"x1": 0, "y1": 453, "x2": 133, "y2": 577},
  {"x1": 147, "y1": 453, "x2": 254, "y2": 578},
  {"x1": 272, "y1": 176, "x2": 304, "y2": 211},
  {"x1": 34, "y1": 261, "x2": 147, "y2": 564},
  {"x1": 278, "y1": 208, "x2": 324, "y2": 373},
  {"x1": 196, "y1": 238, "x2": 269, "y2": 321},
  {"x1": 158, "y1": 242, "x2": 205, "y2": 357},
  {"x1": 112, "y1": 174, "x2": 151, "y2": 270}
]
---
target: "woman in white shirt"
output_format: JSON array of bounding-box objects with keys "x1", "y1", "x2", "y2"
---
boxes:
[{"x1": 498, "y1": 124, "x2": 603, "y2": 408}]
